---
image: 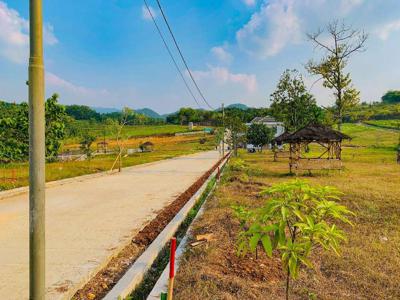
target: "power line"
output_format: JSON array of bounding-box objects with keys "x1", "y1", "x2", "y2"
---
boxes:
[
  {"x1": 143, "y1": 0, "x2": 202, "y2": 109},
  {"x1": 154, "y1": 0, "x2": 214, "y2": 110}
]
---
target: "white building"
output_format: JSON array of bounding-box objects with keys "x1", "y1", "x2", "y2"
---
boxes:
[{"x1": 247, "y1": 116, "x2": 285, "y2": 137}]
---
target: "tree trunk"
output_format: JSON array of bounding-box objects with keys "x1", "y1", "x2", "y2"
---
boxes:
[{"x1": 286, "y1": 268, "x2": 290, "y2": 300}]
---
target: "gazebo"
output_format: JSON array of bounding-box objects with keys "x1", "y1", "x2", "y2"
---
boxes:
[
  {"x1": 139, "y1": 141, "x2": 155, "y2": 152},
  {"x1": 271, "y1": 131, "x2": 292, "y2": 161},
  {"x1": 278, "y1": 124, "x2": 351, "y2": 173}
]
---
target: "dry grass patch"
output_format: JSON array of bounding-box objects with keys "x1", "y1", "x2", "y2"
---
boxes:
[{"x1": 174, "y1": 146, "x2": 400, "y2": 300}]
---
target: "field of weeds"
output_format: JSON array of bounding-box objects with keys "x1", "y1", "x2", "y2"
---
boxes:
[{"x1": 174, "y1": 124, "x2": 400, "y2": 300}]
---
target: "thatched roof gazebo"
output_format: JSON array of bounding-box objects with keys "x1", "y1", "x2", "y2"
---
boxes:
[
  {"x1": 278, "y1": 124, "x2": 351, "y2": 174},
  {"x1": 139, "y1": 141, "x2": 155, "y2": 152},
  {"x1": 271, "y1": 131, "x2": 292, "y2": 161}
]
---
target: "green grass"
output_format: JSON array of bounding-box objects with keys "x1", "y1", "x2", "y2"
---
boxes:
[
  {"x1": 64, "y1": 123, "x2": 205, "y2": 144},
  {"x1": 0, "y1": 135, "x2": 215, "y2": 191},
  {"x1": 364, "y1": 119, "x2": 400, "y2": 130}
]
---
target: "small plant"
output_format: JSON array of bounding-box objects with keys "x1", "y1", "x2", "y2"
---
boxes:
[
  {"x1": 229, "y1": 158, "x2": 246, "y2": 172},
  {"x1": 234, "y1": 179, "x2": 354, "y2": 300},
  {"x1": 80, "y1": 133, "x2": 96, "y2": 161}
]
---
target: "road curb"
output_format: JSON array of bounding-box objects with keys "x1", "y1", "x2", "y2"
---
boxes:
[{"x1": 103, "y1": 153, "x2": 231, "y2": 300}]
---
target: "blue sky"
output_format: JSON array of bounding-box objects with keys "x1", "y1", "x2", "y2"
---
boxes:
[{"x1": 1, "y1": 0, "x2": 400, "y2": 113}]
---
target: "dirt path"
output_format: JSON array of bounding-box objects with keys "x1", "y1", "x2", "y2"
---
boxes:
[{"x1": 0, "y1": 150, "x2": 220, "y2": 300}]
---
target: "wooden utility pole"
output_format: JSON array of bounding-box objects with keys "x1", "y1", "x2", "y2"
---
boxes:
[{"x1": 29, "y1": 0, "x2": 46, "y2": 299}]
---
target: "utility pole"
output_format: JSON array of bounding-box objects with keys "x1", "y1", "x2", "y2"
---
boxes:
[
  {"x1": 29, "y1": 0, "x2": 45, "y2": 299},
  {"x1": 222, "y1": 103, "x2": 225, "y2": 157}
]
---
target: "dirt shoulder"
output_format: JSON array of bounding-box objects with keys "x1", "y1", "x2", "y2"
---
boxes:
[{"x1": 173, "y1": 151, "x2": 400, "y2": 300}]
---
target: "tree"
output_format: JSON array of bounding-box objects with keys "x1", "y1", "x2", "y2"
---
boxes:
[
  {"x1": 270, "y1": 69, "x2": 322, "y2": 132},
  {"x1": 226, "y1": 115, "x2": 247, "y2": 157},
  {"x1": 246, "y1": 123, "x2": 275, "y2": 152},
  {"x1": 382, "y1": 91, "x2": 400, "y2": 104},
  {"x1": 65, "y1": 105, "x2": 101, "y2": 121},
  {"x1": 0, "y1": 102, "x2": 29, "y2": 162},
  {"x1": 45, "y1": 94, "x2": 67, "y2": 160},
  {"x1": 234, "y1": 180, "x2": 354, "y2": 300},
  {"x1": 108, "y1": 107, "x2": 134, "y2": 172},
  {"x1": 307, "y1": 20, "x2": 368, "y2": 131},
  {"x1": 0, "y1": 94, "x2": 66, "y2": 162},
  {"x1": 80, "y1": 133, "x2": 96, "y2": 161}
]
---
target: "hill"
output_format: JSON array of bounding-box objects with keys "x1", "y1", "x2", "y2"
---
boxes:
[
  {"x1": 226, "y1": 103, "x2": 249, "y2": 110},
  {"x1": 135, "y1": 108, "x2": 162, "y2": 119},
  {"x1": 92, "y1": 106, "x2": 121, "y2": 114}
]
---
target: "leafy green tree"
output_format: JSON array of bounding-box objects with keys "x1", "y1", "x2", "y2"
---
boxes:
[
  {"x1": 65, "y1": 105, "x2": 101, "y2": 121},
  {"x1": 0, "y1": 94, "x2": 66, "y2": 162},
  {"x1": 233, "y1": 180, "x2": 353, "y2": 300},
  {"x1": 226, "y1": 115, "x2": 247, "y2": 157},
  {"x1": 246, "y1": 123, "x2": 275, "y2": 151},
  {"x1": 270, "y1": 69, "x2": 322, "y2": 132},
  {"x1": 382, "y1": 91, "x2": 400, "y2": 104},
  {"x1": 45, "y1": 94, "x2": 67, "y2": 160},
  {"x1": 307, "y1": 20, "x2": 368, "y2": 131},
  {"x1": 0, "y1": 102, "x2": 29, "y2": 162}
]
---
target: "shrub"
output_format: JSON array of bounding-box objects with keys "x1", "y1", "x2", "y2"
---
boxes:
[{"x1": 233, "y1": 180, "x2": 354, "y2": 300}]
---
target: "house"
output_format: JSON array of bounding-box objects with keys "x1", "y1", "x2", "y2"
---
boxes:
[{"x1": 247, "y1": 116, "x2": 285, "y2": 137}]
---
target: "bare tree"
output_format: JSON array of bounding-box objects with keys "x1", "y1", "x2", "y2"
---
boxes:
[
  {"x1": 109, "y1": 107, "x2": 133, "y2": 172},
  {"x1": 306, "y1": 20, "x2": 368, "y2": 131}
]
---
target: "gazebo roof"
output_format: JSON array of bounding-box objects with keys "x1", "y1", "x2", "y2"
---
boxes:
[
  {"x1": 280, "y1": 124, "x2": 351, "y2": 143},
  {"x1": 272, "y1": 131, "x2": 292, "y2": 144}
]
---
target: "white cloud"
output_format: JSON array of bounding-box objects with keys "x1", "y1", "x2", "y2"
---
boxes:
[
  {"x1": 242, "y1": 0, "x2": 256, "y2": 7},
  {"x1": 340, "y1": 0, "x2": 363, "y2": 14},
  {"x1": 210, "y1": 46, "x2": 233, "y2": 64},
  {"x1": 375, "y1": 19, "x2": 400, "y2": 40},
  {"x1": 191, "y1": 65, "x2": 257, "y2": 92},
  {"x1": 236, "y1": 0, "x2": 301, "y2": 58},
  {"x1": 234, "y1": 0, "x2": 366, "y2": 59},
  {"x1": 0, "y1": 1, "x2": 57, "y2": 64},
  {"x1": 46, "y1": 72, "x2": 110, "y2": 98},
  {"x1": 142, "y1": 4, "x2": 156, "y2": 21}
]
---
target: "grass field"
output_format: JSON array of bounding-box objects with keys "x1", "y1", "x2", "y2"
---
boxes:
[
  {"x1": 174, "y1": 124, "x2": 400, "y2": 300},
  {"x1": 64, "y1": 123, "x2": 204, "y2": 144},
  {"x1": 364, "y1": 119, "x2": 400, "y2": 130},
  {"x1": 0, "y1": 134, "x2": 215, "y2": 191}
]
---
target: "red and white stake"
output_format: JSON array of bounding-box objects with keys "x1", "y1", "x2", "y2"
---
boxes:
[{"x1": 167, "y1": 237, "x2": 177, "y2": 300}]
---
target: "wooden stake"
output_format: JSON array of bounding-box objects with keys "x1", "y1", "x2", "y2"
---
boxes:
[{"x1": 167, "y1": 238, "x2": 177, "y2": 300}]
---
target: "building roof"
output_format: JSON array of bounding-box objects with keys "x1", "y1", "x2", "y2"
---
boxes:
[
  {"x1": 279, "y1": 124, "x2": 351, "y2": 143},
  {"x1": 251, "y1": 116, "x2": 279, "y2": 124}
]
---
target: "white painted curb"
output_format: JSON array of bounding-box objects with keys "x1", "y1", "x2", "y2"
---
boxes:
[{"x1": 103, "y1": 154, "x2": 231, "y2": 300}]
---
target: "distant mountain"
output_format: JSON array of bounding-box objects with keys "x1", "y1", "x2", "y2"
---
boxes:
[
  {"x1": 92, "y1": 106, "x2": 121, "y2": 114},
  {"x1": 135, "y1": 108, "x2": 163, "y2": 119},
  {"x1": 226, "y1": 103, "x2": 250, "y2": 110},
  {"x1": 91, "y1": 106, "x2": 163, "y2": 119}
]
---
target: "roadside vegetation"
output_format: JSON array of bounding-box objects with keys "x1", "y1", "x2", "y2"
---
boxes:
[
  {"x1": 0, "y1": 135, "x2": 214, "y2": 191},
  {"x1": 173, "y1": 124, "x2": 400, "y2": 300}
]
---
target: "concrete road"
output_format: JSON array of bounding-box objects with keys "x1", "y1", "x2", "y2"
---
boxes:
[{"x1": 0, "y1": 151, "x2": 220, "y2": 300}]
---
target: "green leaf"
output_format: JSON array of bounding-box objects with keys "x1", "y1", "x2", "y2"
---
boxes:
[
  {"x1": 261, "y1": 235, "x2": 273, "y2": 257},
  {"x1": 249, "y1": 233, "x2": 261, "y2": 252}
]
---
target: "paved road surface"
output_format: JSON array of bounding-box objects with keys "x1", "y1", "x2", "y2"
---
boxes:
[{"x1": 0, "y1": 151, "x2": 220, "y2": 300}]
